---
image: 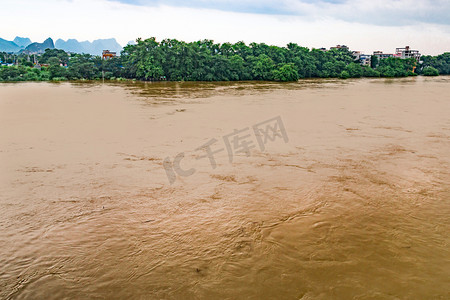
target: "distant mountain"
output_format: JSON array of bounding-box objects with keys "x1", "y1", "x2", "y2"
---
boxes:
[
  {"x1": 55, "y1": 38, "x2": 123, "y2": 55},
  {"x1": 90, "y1": 38, "x2": 123, "y2": 55},
  {"x1": 1, "y1": 36, "x2": 123, "y2": 55},
  {"x1": 24, "y1": 38, "x2": 54, "y2": 53},
  {"x1": 55, "y1": 39, "x2": 85, "y2": 53},
  {"x1": 13, "y1": 37, "x2": 32, "y2": 48},
  {"x1": 0, "y1": 38, "x2": 21, "y2": 52}
]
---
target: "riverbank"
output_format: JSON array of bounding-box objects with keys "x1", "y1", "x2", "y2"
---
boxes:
[
  {"x1": 0, "y1": 67, "x2": 443, "y2": 84},
  {"x1": 2, "y1": 41, "x2": 448, "y2": 82}
]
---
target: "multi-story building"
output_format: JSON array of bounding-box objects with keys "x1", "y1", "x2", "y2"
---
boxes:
[
  {"x1": 373, "y1": 51, "x2": 394, "y2": 59},
  {"x1": 359, "y1": 54, "x2": 372, "y2": 66},
  {"x1": 352, "y1": 51, "x2": 361, "y2": 60},
  {"x1": 331, "y1": 45, "x2": 349, "y2": 50},
  {"x1": 395, "y1": 46, "x2": 421, "y2": 61},
  {"x1": 102, "y1": 50, "x2": 116, "y2": 60}
]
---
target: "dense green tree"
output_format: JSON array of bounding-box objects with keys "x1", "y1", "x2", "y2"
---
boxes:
[
  {"x1": 49, "y1": 64, "x2": 68, "y2": 80},
  {"x1": 272, "y1": 63, "x2": 299, "y2": 82},
  {"x1": 423, "y1": 66, "x2": 439, "y2": 76},
  {"x1": 370, "y1": 55, "x2": 378, "y2": 68},
  {"x1": 420, "y1": 53, "x2": 449, "y2": 75},
  {"x1": 250, "y1": 54, "x2": 275, "y2": 80},
  {"x1": 66, "y1": 54, "x2": 98, "y2": 79},
  {"x1": 345, "y1": 62, "x2": 363, "y2": 78},
  {"x1": 2, "y1": 38, "x2": 449, "y2": 82},
  {"x1": 363, "y1": 66, "x2": 380, "y2": 77},
  {"x1": 40, "y1": 49, "x2": 69, "y2": 65},
  {"x1": 47, "y1": 57, "x2": 61, "y2": 66},
  {"x1": 377, "y1": 57, "x2": 415, "y2": 77},
  {"x1": 339, "y1": 70, "x2": 350, "y2": 79},
  {"x1": 22, "y1": 61, "x2": 34, "y2": 67}
]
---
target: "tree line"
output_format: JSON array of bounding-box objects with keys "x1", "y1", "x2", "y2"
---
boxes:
[{"x1": 1, "y1": 38, "x2": 449, "y2": 82}]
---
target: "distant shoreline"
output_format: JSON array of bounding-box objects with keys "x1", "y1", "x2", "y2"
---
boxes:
[
  {"x1": 1, "y1": 38, "x2": 448, "y2": 82},
  {"x1": 1, "y1": 75, "x2": 446, "y2": 85}
]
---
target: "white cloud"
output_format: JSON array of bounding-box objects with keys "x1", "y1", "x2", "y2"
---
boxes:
[
  {"x1": 1, "y1": 0, "x2": 449, "y2": 55},
  {"x1": 109, "y1": 0, "x2": 450, "y2": 26}
]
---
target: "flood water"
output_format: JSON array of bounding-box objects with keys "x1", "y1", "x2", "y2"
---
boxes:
[{"x1": 0, "y1": 77, "x2": 449, "y2": 299}]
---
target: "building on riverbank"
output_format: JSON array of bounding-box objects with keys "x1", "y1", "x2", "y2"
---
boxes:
[
  {"x1": 102, "y1": 50, "x2": 116, "y2": 60},
  {"x1": 331, "y1": 44, "x2": 349, "y2": 50},
  {"x1": 395, "y1": 46, "x2": 421, "y2": 61},
  {"x1": 359, "y1": 54, "x2": 372, "y2": 66},
  {"x1": 373, "y1": 51, "x2": 394, "y2": 60},
  {"x1": 351, "y1": 51, "x2": 371, "y2": 66}
]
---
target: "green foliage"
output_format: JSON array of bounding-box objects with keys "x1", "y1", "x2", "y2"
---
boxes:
[
  {"x1": 47, "y1": 57, "x2": 61, "y2": 66},
  {"x1": 420, "y1": 53, "x2": 449, "y2": 75},
  {"x1": 272, "y1": 63, "x2": 299, "y2": 82},
  {"x1": 423, "y1": 66, "x2": 439, "y2": 76},
  {"x1": 1, "y1": 38, "x2": 448, "y2": 82},
  {"x1": 66, "y1": 54, "x2": 99, "y2": 80},
  {"x1": 370, "y1": 55, "x2": 378, "y2": 68},
  {"x1": 376, "y1": 57, "x2": 415, "y2": 77},
  {"x1": 49, "y1": 64, "x2": 68, "y2": 79},
  {"x1": 378, "y1": 66, "x2": 396, "y2": 77},
  {"x1": 0, "y1": 65, "x2": 26, "y2": 81},
  {"x1": 251, "y1": 54, "x2": 275, "y2": 80},
  {"x1": 22, "y1": 61, "x2": 34, "y2": 67},
  {"x1": 40, "y1": 49, "x2": 69, "y2": 65},
  {"x1": 120, "y1": 38, "x2": 359, "y2": 81},
  {"x1": 363, "y1": 66, "x2": 380, "y2": 77},
  {"x1": 345, "y1": 62, "x2": 363, "y2": 78},
  {"x1": 0, "y1": 65, "x2": 51, "y2": 81},
  {"x1": 339, "y1": 70, "x2": 350, "y2": 79}
]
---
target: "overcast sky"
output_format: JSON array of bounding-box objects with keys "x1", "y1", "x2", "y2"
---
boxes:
[{"x1": 1, "y1": 0, "x2": 450, "y2": 55}]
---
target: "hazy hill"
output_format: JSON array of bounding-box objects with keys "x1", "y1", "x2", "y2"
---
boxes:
[
  {"x1": 24, "y1": 38, "x2": 55, "y2": 53},
  {"x1": 13, "y1": 37, "x2": 32, "y2": 48},
  {"x1": 0, "y1": 38, "x2": 21, "y2": 52},
  {"x1": 55, "y1": 38, "x2": 123, "y2": 55},
  {"x1": 0, "y1": 37, "x2": 123, "y2": 55}
]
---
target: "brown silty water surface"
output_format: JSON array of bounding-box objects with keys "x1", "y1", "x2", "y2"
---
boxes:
[{"x1": 0, "y1": 77, "x2": 449, "y2": 299}]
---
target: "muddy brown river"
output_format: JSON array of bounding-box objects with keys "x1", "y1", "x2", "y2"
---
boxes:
[{"x1": 0, "y1": 77, "x2": 449, "y2": 299}]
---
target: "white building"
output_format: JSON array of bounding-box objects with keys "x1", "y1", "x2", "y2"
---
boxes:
[
  {"x1": 395, "y1": 46, "x2": 421, "y2": 61},
  {"x1": 359, "y1": 54, "x2": 372, "y2": 66},
  {"x1": 373, "y1": 51, "x2": 394, "y2": 59}
]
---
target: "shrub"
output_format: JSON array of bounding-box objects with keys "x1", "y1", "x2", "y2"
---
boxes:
[
  {"x1": 339, "y1": 70, "x2": 350, "y2": 79},
  {"x1": 423, "y1": 66, "x2": 439, "y2": 76}
]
